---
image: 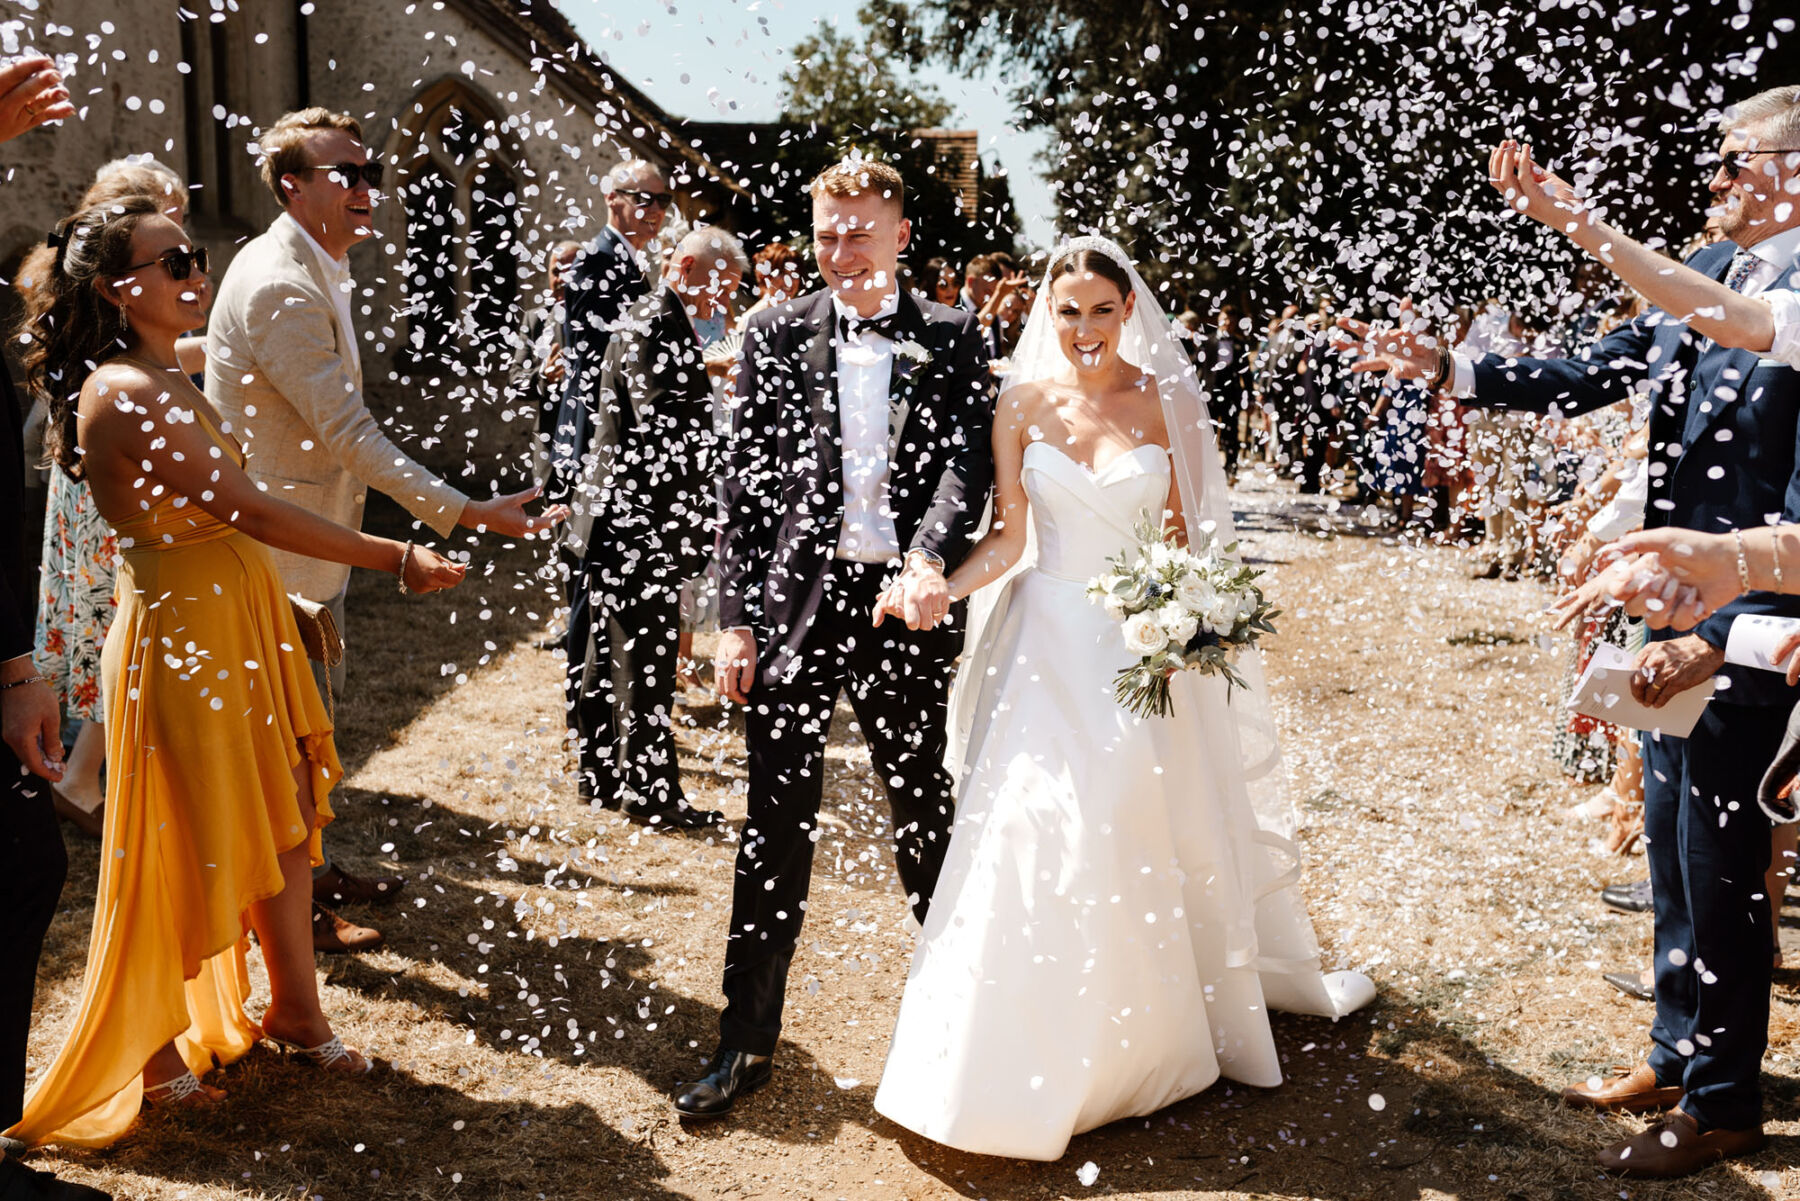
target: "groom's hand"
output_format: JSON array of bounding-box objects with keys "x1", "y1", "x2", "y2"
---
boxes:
[
  {"x1": 1631, "y1": 634, "x2": 1724, "y2": 709},
  {"x1": 715, "y1": 627, "x2": 757, "y2": 704}
]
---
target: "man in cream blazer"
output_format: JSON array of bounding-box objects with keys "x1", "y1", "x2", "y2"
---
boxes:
[{"x1": 210, "y1": 107, "x2": 562, "y2": 951}]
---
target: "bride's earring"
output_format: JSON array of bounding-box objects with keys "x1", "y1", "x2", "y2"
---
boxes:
[{"x1": 118, "y1": 305, "x2": 129, "y2": 335}]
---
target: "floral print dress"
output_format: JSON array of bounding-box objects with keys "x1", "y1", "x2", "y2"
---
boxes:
[{"x1": 35, "y1": 467, "x2": 118, "y2": 721}]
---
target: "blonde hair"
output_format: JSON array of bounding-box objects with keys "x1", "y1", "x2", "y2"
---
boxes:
[
  {"x1": 1720, "y1": 86, "x2": 1800, "y2": 149},
  {"x1": 257, "y1": 107, "x2": 364, "y2": 207},
  {"x1": 809, "y1": 159, "x2": 905, "y2": 213}
]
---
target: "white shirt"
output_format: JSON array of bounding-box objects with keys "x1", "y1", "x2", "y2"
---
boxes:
[
  {"x1": 1451, "y1": 227, "x2": 1800, "y2": 394},
  {"x1": 832, "y1": 290, "x2": 903, "y2": 562},
  {"x1": 284, "y1": 212, "x2": 361, "y2": 380}
]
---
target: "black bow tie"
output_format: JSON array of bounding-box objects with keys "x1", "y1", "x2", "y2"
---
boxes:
[{"x1": 836, "y1": 310, "x2": 903, "y2": 342}]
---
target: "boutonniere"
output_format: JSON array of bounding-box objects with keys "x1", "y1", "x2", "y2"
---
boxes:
[{"x1": 892, "y1": 339, "x2": 933, "y2": 384}]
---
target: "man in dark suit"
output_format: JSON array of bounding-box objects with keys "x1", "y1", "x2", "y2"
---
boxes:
[
  {"x1": 0, "y1": 53, "x2": 111, "y2": 1201},
  {"x1": 565, "y1": 227, "x2": 745, "y2": 827},
  {"x1": 675, "y1": 159, "x2": 994, "y2": 1120},
  {"x1": 1345, "y1": 89, "x2": 1800, "y2": 1178},
  {"x1": 550, "y1": 160, "x2": 674, "y2": 748}
]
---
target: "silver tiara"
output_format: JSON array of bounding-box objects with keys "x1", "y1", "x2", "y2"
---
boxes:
[{"x1": 1048, "y1": 234, "x2": 1133, "y2": 275}]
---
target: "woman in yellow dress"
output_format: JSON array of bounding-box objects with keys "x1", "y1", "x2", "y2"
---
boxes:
[{"x1": 5, "y1": 197, "x2": 466, "y2": 1148}]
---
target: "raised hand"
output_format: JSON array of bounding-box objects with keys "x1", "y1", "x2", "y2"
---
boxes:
[
  {"x1": 1331, "y1": 316, "x2": 1440, "y2": 380},
  {"x1": 0, "y1": 56, "x2": 75, "y2": 144},
  {"x1": 460, "y1": 483, "x2": 570, "y2": 537},
  {"x1": 1600, "y1": 528, "x2": 1747, "y2": 626},
  {"x1": 1488, "y1": 140, "x2": 1589, "y2": 233},
  {"x1": 1547, "y1": 550, "x2": 1706, "y2": 632}
]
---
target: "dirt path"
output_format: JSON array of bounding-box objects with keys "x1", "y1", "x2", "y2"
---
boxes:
[{"x1": 24, "y1": 474, "x2": 1800, "y2": 1200}]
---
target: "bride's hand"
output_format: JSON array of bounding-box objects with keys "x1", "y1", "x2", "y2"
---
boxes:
[{"x1": 871, "y1": 582, "x2": 907, "y2": 628}]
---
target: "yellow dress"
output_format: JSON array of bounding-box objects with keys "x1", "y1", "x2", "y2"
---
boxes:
[{"x1": 6, "y1": 406, "x2": 340, "y2": 1148}]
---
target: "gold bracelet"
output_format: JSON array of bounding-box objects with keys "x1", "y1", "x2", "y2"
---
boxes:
[{"x1": 1734, "y1": 529, "x2": 1753, "y2": 592}]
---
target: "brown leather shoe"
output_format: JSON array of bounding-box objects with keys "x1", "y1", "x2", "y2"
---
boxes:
[
  {"x1": 1598, "y1": 1108, "x2": 1765, "y2": 1178},
  {"x1": 312, "y1": 903, "x2": 384, "y2": 954},
  {"x1": 313, "y1": 863, "x2": 406, "y2": 907},
  {"x1": 1561, "y1": 1063, "x2": 1683, "y2": 1113}
]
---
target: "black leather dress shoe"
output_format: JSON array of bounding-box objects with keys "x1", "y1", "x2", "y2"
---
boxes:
[
  {"x1": 1601, "y1": 879, "x2": 1653, "y2": 914},
  {"x1": 625, "y1": 799, "x2": 725, "y2": 831},
  {"x1": 1603, "y1": 969, "x2": 1654, "y2": 1001},
  {"x1": 0, "y1": 1156, "x2": 112, "y2": 1200},
  {"x1": 672, "y1": 1049, "x2": 772, "y2": 1118}
]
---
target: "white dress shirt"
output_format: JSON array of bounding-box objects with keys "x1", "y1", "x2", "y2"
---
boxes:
[
  {"x1": 1451, "y1": 227, "x2": 1800, "y2": 393},
  {"x1": 285, "y1": 212, "x2": 361, "y2": 380},
  {"x1": 833, "y1": 290, "x2": 903, "y2": 562}
]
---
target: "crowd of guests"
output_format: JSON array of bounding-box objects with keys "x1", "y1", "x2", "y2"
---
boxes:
[{"x1": 5, "y1": 38, "x2": 1800, "y2": 1189}]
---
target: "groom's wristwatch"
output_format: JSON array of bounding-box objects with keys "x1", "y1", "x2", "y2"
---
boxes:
[{"x1": 906, "y1": 548, "x2": 947, "y2": 574}]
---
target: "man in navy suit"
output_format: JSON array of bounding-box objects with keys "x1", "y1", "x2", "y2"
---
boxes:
[
  {"x1": 550, "y1": 161, "x2": 673, "y2": 758},
  {"x1": 1345, "y1": 86, "x2": 1800, "y2": 1177}
]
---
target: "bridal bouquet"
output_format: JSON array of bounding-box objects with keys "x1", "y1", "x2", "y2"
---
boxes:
[{"x1": 1085, "y1": 519, "x2": 1279, "y2": 718}]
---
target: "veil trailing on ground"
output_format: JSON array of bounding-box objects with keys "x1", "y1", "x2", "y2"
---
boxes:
[{"x1": 947, "y1": 233, "x2": 1324, "y2": 981}]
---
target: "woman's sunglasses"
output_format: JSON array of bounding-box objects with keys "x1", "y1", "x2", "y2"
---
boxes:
[{"x1": 122, "y1": 246, "x2": 210, "y2": 282}]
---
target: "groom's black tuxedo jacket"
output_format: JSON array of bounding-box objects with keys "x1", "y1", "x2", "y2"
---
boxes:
[
  {"x1": 1470, "y1": 238, "x2": 1800, "y2": 709},
  {"x1": 717, "y1": 287, "x2": 995, "y2": 683}
]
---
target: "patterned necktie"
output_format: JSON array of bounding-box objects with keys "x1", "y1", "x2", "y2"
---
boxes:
[{"x1": 1725, "y1": 247, "x2": 1761, "y2": 294}]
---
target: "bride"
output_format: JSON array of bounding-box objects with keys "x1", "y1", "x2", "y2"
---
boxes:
[{"x1": 870, "y1": 236, "x2": 1374, "y2": 1161}]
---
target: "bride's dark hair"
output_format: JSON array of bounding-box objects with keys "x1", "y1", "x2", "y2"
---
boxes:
[
  {"x1": 18, "y1": 196, "x2": 160, "y2": 481},
  {"x1": 1047, "y1": 247, "x2": 1133, "y2": 301}
]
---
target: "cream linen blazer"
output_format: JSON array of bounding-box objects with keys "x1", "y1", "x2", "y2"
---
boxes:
[{"x1": 207, "y1": 213, "x2": 468, "y2": 602}]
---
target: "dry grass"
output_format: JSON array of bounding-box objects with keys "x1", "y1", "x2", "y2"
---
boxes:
[{"x1": 20, "y1": 473, "x2": 1800, "y2": 1200}]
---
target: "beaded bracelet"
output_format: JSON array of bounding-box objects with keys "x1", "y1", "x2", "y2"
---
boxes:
[
  {"x1": 397, "y1": 540, "x2": 415, "y2": 595},
  {"x1": 1734, "y1": 529, "x2": 1753, "y2": 593},
  {"x1": 0, "y1": 673, "x2": 47, "y2": 691}
]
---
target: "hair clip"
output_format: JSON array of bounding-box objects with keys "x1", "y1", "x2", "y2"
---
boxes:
[{"x1": 45, "y1": 228, "x2": 67, "y2": 250}]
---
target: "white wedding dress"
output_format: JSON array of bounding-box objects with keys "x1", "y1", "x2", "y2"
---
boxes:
[{"x1": 873, "y1": 439, "x2": 1374, "y2": 1161}]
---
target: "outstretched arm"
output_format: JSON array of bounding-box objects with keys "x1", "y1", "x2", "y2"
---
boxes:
[{"x1": 1489, "y1": 140, "x2": 1785, "y2": 355}]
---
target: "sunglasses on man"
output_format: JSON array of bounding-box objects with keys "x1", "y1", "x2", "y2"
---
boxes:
[
  {"x1": 1721, "y1": 150, "x2": 1800, "y2": 182},
  {"x1": 122, "y1": 245, "x2": 210, "y2": 282},
  {"x1": 620, "y1": 188, "x2": 675, "y2": 209},
  {"x1": 297, "y1": 160, "x2": 385, "y2": 189}
]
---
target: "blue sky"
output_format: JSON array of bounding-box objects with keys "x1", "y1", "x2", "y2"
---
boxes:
[{"x1": 559, "y1": 0, "x2": 1058, "y2": 245}]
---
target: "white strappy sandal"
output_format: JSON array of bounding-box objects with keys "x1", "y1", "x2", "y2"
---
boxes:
[
  {"x1": 142, "y1": 1070, "x2": 218, "y2": 1109},
  {"x1": 265, "y1": 1033, "x2": 375, "y2": 1075}
]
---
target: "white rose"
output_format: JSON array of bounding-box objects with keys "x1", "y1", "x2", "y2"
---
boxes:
[
  {"x1": 1103, "y1": 593, "x2": 1130, "y2": 622},
  {"x1": 1200, "y1": 594, "x2": 1237, "y2": 634},
  {"x1": 1148, "y1": 543, "x2": 1180, "y2": 571},
  {"x1": 1236, "y1": 589, "x2": 1261, "y2": 621},
  {"x1": 1122, "y1": 611, "x2": 1170, "y2": 656},
  {"x1": 1175, "y1": 573, "x2": 1214, "y2": 611},
  {"x1": 1158, "y1": 603, "x2": 1199, "y2": 645}
]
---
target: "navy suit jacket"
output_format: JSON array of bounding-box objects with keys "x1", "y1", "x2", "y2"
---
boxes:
[
  {"x1": 549, "y1": 226, "x2": 650, "y2": 504},
  {"x1": 1470, "y1": 239, "x2": 1800, "y2": 709}
]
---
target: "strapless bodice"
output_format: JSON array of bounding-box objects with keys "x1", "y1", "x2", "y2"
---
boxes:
[
  {"x1": 1021, "y1": 441, "x2": 1171, "y2": 582},
  {"x1": 108, "y1": 404, "x2": 246, "y2": 553}
]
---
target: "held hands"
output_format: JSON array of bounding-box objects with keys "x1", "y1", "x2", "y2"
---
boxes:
[
  {"x1": 0, "y1": 56, "x2": 75, "y2": 145},
  {"x1": 714, "y1": 627, "x2": 757, "y2": 705},
  {"x1": 1631, "y1": 634, "x2": 1725, "y2": 710},
  {"x1": 461, "y1": 483, "x2": 571, "y2": 538},
  {"x1": 401, "y1": 544, "x2": 468, "y2": 594},
  {"x1": 872, "y1": 555, "x2": 952, "y2": 631}
]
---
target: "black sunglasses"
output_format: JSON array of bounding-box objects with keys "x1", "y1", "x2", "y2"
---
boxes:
[
  {"x1": 122, "y1": 246, "x2": 210, "y2": 282},
  {"x1": 621, "y1": 188, "x2": 675, "y2": 209},
  {"x1": 1721, "y1": 150, "x2": 1800, "y2": 181},
  {"x1": 299, "y1": 161, "x2": 384, "y2": 189}
]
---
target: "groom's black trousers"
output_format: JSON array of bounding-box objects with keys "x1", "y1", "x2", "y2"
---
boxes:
[{"x1": 720, "y1": 558, "x2": 958, "y2": 1056}]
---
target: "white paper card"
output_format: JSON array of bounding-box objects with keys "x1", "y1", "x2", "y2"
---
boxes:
[
  {"x1": 1569, "y1": 642, "x2": 1714, "y2": 738},
  {"x1": 1725, "y1": 614, "x2": 1800, "y2": 673}
]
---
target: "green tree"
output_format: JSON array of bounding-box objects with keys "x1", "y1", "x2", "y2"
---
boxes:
[
  {"x1": 868, "y1": 0, "x2": 1795, "y2": 318},
  {"x1": 758, "y1": 15, "x2": 1018, "y2": 269}
]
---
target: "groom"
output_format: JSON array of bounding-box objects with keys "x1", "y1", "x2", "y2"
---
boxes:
[{"x1": 675, "y1": 159, "x2": 995, "y2": 1119}]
